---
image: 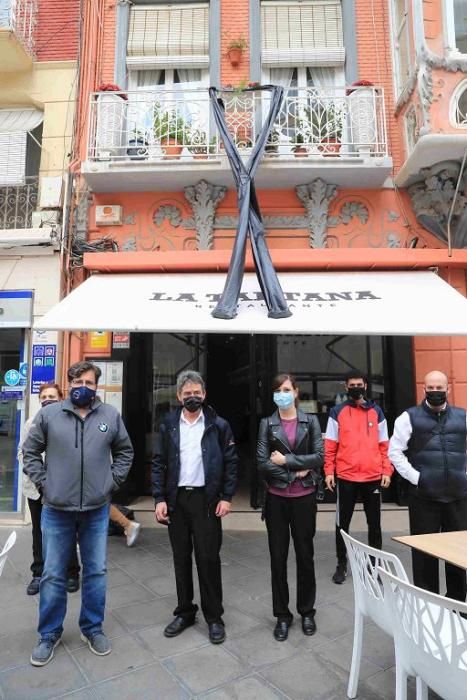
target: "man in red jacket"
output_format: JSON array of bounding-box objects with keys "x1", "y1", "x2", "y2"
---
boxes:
[{"x1": 324, "y1": 370, "x2": 393, "y2": 584}]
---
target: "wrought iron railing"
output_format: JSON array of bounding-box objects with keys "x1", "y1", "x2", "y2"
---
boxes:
[
  {"x1": 0, "y1": 0, "x2": 37, "y2": 57},
  {"x1": 87, "y1": 86, "x2": 388, "y2": 163},
  {"x1": 0, "y1": 177, "x2": 38, "y2": 229}
]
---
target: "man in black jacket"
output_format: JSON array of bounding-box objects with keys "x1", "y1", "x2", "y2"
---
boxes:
[
  {"x1": 389, "y1": 370, "x2": 467, "y2": 601},
  {"x1": 152, "y1": 370, "x2": 238, "y2": 644}
]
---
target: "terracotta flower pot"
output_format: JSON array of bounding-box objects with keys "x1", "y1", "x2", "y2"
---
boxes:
[
  {"x1": 163, "y1": 138, "x2": 183, "y2": 160},
  {"x1": 293, "y1": 145, "x2": 308, "y2": 158},
  {"x1": 227, "y1": 47, "x2": 242, "y2": 67},
  {"x1": 318, "y1": 139, "x2": 342, "y2": 157}
]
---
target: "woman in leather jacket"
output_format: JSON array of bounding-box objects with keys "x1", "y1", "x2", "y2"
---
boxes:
[{"x1": 257, "y1": 373, "x2": 324, "y2": 642}]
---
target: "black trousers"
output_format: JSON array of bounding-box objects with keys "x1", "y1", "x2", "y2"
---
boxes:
[
  {"x1": 408, "y1": 492, "x2": 467, "y2": 602},
  {"x1": 265, "y1": 492, "x2": 317, "y2": 621},
  {"x1": 28, "y1": 498, "x2": 80, "y2": 579},
  {"x1": 168, "y1": 488, "x2": 223, "y2": 624},
  {"x1": 335, "y1": 478, "x2": 382, "y2": 564}
]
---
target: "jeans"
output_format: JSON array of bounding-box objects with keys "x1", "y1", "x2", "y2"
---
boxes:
[
  {"x1": 39, "y1": 503, "x2": 109, "y2": 640},
  {"x1": 28, "y1": 497, "x2": 80, "y2": 579}
]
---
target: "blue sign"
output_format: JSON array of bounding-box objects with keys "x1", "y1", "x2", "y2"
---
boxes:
[
  {"x1": 4, "y1": 369, "x2": 20, "y2": 386},
  {"x1": 19, "y1": 362, "x2": 28, "y2": 377},
  {"x1": 0, "y1": 391, "x2": 23, "y2": 401},
  {"x1": 31, "y1": 344, "x2": 56, "y2": 394}
]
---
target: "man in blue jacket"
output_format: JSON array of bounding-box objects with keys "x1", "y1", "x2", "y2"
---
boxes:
[
  {"x1": 389, "y1": 370, "x2": 467, "y2": 601},
  {"x1": 153, "y1": 370, "x2": 238, "y2": 644},
  {"x1": 23, "y1": 361, "x2": 134, "y2": 666}
]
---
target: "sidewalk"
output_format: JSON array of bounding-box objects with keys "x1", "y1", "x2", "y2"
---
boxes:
[{"x1": 0, "y1": 511, "x2": 437, "y2": 700}]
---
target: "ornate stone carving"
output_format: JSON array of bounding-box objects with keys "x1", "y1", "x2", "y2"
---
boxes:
[
  {"x1": 153, "y1": 205, "x2": 182, "y2": 227},
  {"x1": 73, "y1": 188, "x2": 92, "y2": 242},
  {"x1": 184, "y1": 179, "x2": 226, "y2": 250},
  {"x1": 121, "y1": 236, "x2": 137, "y2": 251},
  {"x1": 296, "y1": 179, "x2": 338, "y2": 248},
  {"x1": 407, "y1": 161, "x2": 467, "y2": 248}
]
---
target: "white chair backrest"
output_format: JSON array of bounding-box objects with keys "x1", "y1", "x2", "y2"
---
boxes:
[
  {"x1": 0, "y1": 531, "x2": 17, "y2": 577},
  {"x1": 341, "y1": 529, "x2": 408, "y2": 635},
  {"x1": 379, "y1": 567, "x2": 467, "y2": 700}
]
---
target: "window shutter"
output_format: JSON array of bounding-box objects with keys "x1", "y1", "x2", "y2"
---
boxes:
[
  {"x1": 0, "y1": 132, "x2": 27, "y2": 186},
  {"x1": 261, "y1": 0, "x2": 345, "y2": 67},
  {"x1": 127, "y1": 3, "x2": 210, "y2": 69}
]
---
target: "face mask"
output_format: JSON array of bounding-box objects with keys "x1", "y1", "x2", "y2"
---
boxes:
[
  {"x1": 273, "y1": 392, "x2": 295, "y2": 409},
  {"x1": 425, "y1": 390, "x2": 447, "y2": 407},
  {"x1": 70, "y1": 386, "x2": 96, "y2": 408},
  {"x1": 348, "y1": 387, "x2": 365, "y2": 401},
  {"x1": 41, "y1": 399, "x2": 58, "y2": 408},
  {"x1": 183, "y1": 396, "x2": 203, "y2": 413}
]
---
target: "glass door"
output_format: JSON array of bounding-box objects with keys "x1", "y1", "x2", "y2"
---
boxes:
[{"x1": 0, "y1": 329, "x2": 22, "y2": 512}]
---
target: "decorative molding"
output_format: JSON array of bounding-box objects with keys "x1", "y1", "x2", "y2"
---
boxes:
[
  {"x1": 121, "y1": 236, "x2": 137, "y2": 251},
  {"x1": 296, "y1": 180, "x2": 338, "y2": 248},
  {"x1": 153, "y1": 205, "x2": 182, "y2": 228},
  {"x1": 184, "y1": 179, "x2": 226, "y2": 250},
  {"x1": 407, "y1": 161, "x2": 467, "y2": 248},
  {"x1": 327, "y1": 201, "x2": 369, "y2": 228}
]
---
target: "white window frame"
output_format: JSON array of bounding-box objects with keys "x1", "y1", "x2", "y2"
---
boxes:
[
  {"x1": 389, "y1": 0, "x2": 411, "y2": 98},
  {"x1": 449, "y1": 78, "x2": 467, "y2": 127},
  {"x1": 127, "y1": 69, "x2": 209, "y2": 92},
  {"x1": 444, "y1": 0, "x2": 467, "y2": 56}
]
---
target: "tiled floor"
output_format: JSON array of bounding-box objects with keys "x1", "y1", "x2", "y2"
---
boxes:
[{"x1": 0, "y1": 518, "x2": 442, "y2": 699}]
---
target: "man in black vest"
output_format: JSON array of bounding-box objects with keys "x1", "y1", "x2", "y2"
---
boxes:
[{"x1": 389, "y1": 370, "x2": 467, "y2": 601}]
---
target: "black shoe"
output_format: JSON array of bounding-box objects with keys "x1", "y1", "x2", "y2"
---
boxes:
[
  {"x1": 164, "y1": 616, "x2": 196, "y2": 638},
  {"x1": 332, "y1": 563, "x2": 347, "y2": 584},
  {"x1": 67, "y1": 577, "x2": 80, "y2": 593},
  {"x1": 273, "y1": 619, "x2": 292, "y2": 642},
  {"x1": 208, "y1": 622, "x2": 225, "y2": 644},
  {"x1": 27, "y1": 577, "x2": 41, "y2": 596},
  {"x1": 302, "y1": 615, "x2": 317, "y2": 636}
]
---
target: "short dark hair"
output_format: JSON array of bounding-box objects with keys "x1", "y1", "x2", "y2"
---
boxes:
[
  {"x1": 67, "y1": 361, "x2": 102, "y2": 384},
  {"x1": 344, "y1": 369, "x2": 367, "y2": 384},
  {"x1": 272, "y1": 373, "x2": 299, "y2": 407},
  {"x1": 38, "y1": 383, "x2": 63, "y2": 400}
]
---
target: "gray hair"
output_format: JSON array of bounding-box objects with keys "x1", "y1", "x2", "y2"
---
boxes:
[{"x1": 176, "y1": 370, "x2": 205, "y2": 394}]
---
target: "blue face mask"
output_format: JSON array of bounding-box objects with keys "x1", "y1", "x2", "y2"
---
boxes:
[
  {"x1": 273, "y1": 391, "x2": 295, "y2": 409},
  {"x1": 70, "y1": 386, "x2": 96, "y2": 408}
]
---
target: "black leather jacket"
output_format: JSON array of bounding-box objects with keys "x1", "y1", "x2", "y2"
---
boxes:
[{"x1": 257, "y1": 410, "x2": 324, "y2": 490}]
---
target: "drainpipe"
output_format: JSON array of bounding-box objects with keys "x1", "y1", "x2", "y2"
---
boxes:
[{"x1": 446, "y1": 147, "x2": 467, "y2": 256}]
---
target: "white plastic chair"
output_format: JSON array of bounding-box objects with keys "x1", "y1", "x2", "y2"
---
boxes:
[
  {"x1": 0, "y1": 531, "x2": 17, "y2": 578},
  {"x1": 341, "y1": 530, "x2": 415, "y2": 698},
  {"x1": 379, "y1": 568, "x2": 467, "y2": 700}
]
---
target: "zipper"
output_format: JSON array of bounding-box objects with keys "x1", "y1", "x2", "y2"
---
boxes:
[
  {"x1": 79, "y1": 419, "x2": 84, "y2": 510},
  {"x1": 439, "y1": 414, "x2": 449, "y2": 489},
  {"x1": 74, "y1": 420, "x2": 78, "y2": 448}
]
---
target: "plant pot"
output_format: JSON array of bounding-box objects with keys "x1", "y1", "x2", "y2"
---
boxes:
[
  {"x1": 293, "y1": 145, "x2": 308, "y2": 158},
  {"x1": 162, "y1": 138, "x2": 183, "y2": 160},
  {"x1": 227, "y1": 47, "x2": 242, "y2": 67},
  {"x1": 317, "y1": 139, "x2": 342, "y2": 157},
  {"x1": 192, "y1": 152, "x2": 209, "y2": 160},
  {"x1": 127, "y1": 138, "x2": 148, "y2": 160}
]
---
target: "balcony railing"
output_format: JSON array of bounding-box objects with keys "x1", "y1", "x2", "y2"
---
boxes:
[
  {"x1": 87, "y1": 86, "x2": 388, "y2": 164},
  {"x1": 0, "y1": 177, "x2": 38, "y2": 229},
  {"x1": 0, "y1": 0, "x2": 36, "y2": 57}
]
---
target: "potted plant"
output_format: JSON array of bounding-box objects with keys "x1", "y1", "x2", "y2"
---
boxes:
[
  {"x1": 189, "y1": 129, "x2": 217, "y2": 159},
  {"x1": 127, "y1": 128, "x2": 148, "y2": 160},
  {"x1": 316, "y1": 103, "x2": 344, "y2": 157},
  {"x1": 347, "y1": 80, "x2": 376, "y2": 155},
  {"x1": 154, "y1": 106, "x2": 190, "y2": 159},
  {"x1": 225, "y1": 34, "x2": 248, "y2": 67},
  {"x1": 293, "y1": 131, "x2": 308, "y2": 157},
  {"x1": 265, "y1": 128, "x2": 281, "y2": 156}
]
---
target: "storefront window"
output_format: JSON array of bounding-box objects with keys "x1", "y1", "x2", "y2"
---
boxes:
[{"x1": 0, "y1": 329, "x2": 22, "y2": 511}]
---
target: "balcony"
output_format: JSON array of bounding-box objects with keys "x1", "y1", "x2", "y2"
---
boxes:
[
  {"x1": 0, "y1": 0, "x2": 36, "y2": 71},
  {"x1": 0, "y1": 177, "x2": 58, "y2": 251},
  {"x1": 0, "y1": 177, "x2": 38, "y2": 229},
  {"x1": 82, "y1": 86, "x2": 392, "y2": 192}
]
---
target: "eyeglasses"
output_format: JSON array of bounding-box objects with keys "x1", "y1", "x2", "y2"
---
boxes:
[{"x1": 71, "y1": 379, "x2": 96, "y2": 388}]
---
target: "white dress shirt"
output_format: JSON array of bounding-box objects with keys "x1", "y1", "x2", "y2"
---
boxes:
[
  {"x1": 178, "y1": 410, "x2": 205, "y2": 486},
  {"x1": 388, "y1": 404, "x2": 467, "y2": 485}
]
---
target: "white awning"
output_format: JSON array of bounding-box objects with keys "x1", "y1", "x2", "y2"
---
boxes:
[
  {"x1": 34, "y1": 271, "x2": 467, "y2": 335},
  {"x1": 0, "y1": 108, "x2": 44, "y2": 133}
]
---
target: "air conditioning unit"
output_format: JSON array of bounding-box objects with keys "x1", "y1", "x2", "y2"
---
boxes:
[
  {"x1": 39, "y1": 177, "x2": 63, "y2": 208},
  {"x1": 95, "y1": 205, "x2": 122, "y2": 225},
  {"x1": 31, "y1": 210, "x2": 60, "y2": 227}
]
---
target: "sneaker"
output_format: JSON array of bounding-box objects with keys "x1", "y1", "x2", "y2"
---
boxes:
[
  {"x1": 30, "y1": 637, "x2": 61, "y2": 667},
  {"x1": 27, "y1": 577, "x2": 41, "y2": 596},
  {"x1": 332, "y1": 563, "x2": 347, "y2": 584},
  {"x1": 80, "y1": 631, "x2": 111, "y2": 656},
  {"x1": 66, "y1": 577, "x2": 80, "y2": 593},
  {"x1": 125, "y1": 521, "x2": 141, "y2": 547}
]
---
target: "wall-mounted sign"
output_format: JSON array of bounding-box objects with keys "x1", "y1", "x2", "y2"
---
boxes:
[
  {"x1": 0, "y1": 290, "x2": 33, "y2": 328},
  {"x1": 4, "y1": 369, "x2": 20, "y2": 386},
  {"x1": 31, "y1": 344, "x2": 56, "y2": 394},
  {"x1": 112, "y1": 332, "x2": 130, "y2": 349}
]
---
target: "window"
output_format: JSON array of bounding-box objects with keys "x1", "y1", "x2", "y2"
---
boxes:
[
  {"x1": 0, "y1": 109, "x2": 43, "y2": 186},
  {"x1": 446, "y1": 0, "x2": 467, "y2": 53},
  {"x1": 451, "y1": 79, "x2": 467, "y2": 126},
  {"x1": 391, "y1": 0, "x2": 411, "y2": 97}
]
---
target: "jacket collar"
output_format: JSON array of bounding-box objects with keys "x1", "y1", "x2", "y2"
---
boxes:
[
  {"x1": 269, "y1": 409, "x2": 308, "y2": 425},
  {"x1": 167, "y1": 404, "x2": 217, "y2": 428},
  {"x1": 62, "y1": 397, "x2": 102, "y2": 414},
  {"x1": 269, "y1": 409, "x2": 309, "y2": 451},
  {"x1": 421, "y1": 399, "x2": 449, "y2": 417},
  {"x1": 344, "y1": 398, "x2": 375, "y2": 412}
]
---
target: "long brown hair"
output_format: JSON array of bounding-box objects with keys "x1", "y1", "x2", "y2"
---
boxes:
[{"x1": 272, "y1": 373, "x2": 299, "y2": 407}]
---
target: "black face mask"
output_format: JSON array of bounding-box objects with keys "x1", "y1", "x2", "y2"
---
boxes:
[
  {"x1": 347, "y1": 387, "x2": 365, "y2": 401},
  {"x1": 40, "y1": 399, "x2": 58, "y2": 408},
  {"x1": 183, "y1": 396, "x2": 203, "y2": 413},
  {"x1": 425, "y1": 390, "x2": 447, "y2": 407}
]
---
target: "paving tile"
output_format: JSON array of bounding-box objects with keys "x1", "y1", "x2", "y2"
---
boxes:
[
  {"x1": 105, "y1": 568, "x2": 135, "y2": 589},
  {"x1": 141, "y1": 572, "x2": 177, "y2": 597},
  {"x1": 62, "y1": 612, "x2": 128, "y2": 651},
  {"x1": 313, "y1": 601, "x2": 357, "y2": 640},
  {"x1": 136, "y1": 621, "x2": 208, "y2": 659},
  {"x1": 224, "y1": 626, "x2": 299, "y2": 668},
  {"x1": 57, "y1": 690, "x2": 98, "y2": 700},
  {"x1": 0, "y1": 604, "x2": 39, "y2": 639},
  {"x1": 163, "y1": 645, "x2": 244, "y2": 695},
  {"x1": 259, "y1": 649, "x2": 348, "y2": 699},
  {"x1": 111, "y1": 597, "x2": 173, "y2": 631},
  {"x1": 0, "y1": 629, "x2": 44, "y2": 672},
  {"x1": 105, "y1": 582, "x2": 155, "y2": 609},
  {"x1": 314, "y1": 633, "x2": 383, "y2": 682},
  {"x1": 111, "y1": 557, "x2": 167, "y2": 583},
  {"x1": 222, "y1": 605, "x2": 264, "y2": 638},
  {"x1": 200, "y1": 675, "x2": 287, "y2": 699},
  {"x1": 359, "y1": 667, "x2": 418, "y2": 700},
  {"x1": 93, "y1": 662, "x2": 189, "y2": 699},
  {"x1": 71, "y1": 634, "x2": 155, "y2": 684},
  {"x1": 0, "y1": 652, "x2": 87, "y2": 700}
]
